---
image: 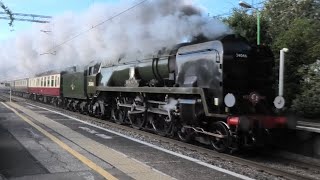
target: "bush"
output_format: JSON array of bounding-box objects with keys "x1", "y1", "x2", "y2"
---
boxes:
[{"x1": 291, "y1": 60, "x2": 320, "y2": 118}]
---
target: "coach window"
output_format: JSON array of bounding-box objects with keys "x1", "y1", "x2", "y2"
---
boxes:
[
  {"x1": 47, "y1": 76, "x2": 49, "y2": 87},
  {"x1": 55, "y1": 75, "x2": 58, "y2": 87},
  {"x1": 51, "y1": 76, "x2": 54, "y2": 87},
  {"x1": 57, "y1": 76, "x2": 60, "y2": 87}
]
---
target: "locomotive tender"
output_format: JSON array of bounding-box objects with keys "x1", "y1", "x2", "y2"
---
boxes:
[{"x1": 5, "y1": 35, "x2": 292, "y2": 152}]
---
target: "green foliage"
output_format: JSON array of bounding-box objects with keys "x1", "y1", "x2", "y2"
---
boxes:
[
  {"x1": 292, "y1": 60, "x2": 320, "y2": 118},
  {"x1": 273, "y1": 18, "x2": 320, "y2": 105},
  {"x1": 264, "y1": 0, "x2": 320, "y2": 39},
  {"x1": 0, "y1": 1, "x2": 14, "y2": 26}
]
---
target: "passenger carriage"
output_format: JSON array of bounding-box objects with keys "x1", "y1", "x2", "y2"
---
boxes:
[{"x1": 28, "y1": 73, "x2": 61, "y2": 104}]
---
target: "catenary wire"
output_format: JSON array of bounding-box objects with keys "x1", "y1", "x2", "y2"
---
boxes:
[{"x1": 42, "y1": 0, "x2": 148, "y2": 54}]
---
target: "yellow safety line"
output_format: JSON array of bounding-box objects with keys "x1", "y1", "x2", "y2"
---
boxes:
[{"x1": 1, "y1": 102, "x2": 118, "y2": 180}]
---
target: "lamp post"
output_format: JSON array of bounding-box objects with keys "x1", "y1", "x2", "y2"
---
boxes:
[
  {"x1": 279, "y1": 48, "x2": 289, "y2": 97},
  {"x1": 239, "y1": 1, "x2": 260, "y2": 46}
]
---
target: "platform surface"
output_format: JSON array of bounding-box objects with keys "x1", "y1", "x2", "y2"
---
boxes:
[{"x1": 0, "y1": 101, "x2": 251, "y2": 180}]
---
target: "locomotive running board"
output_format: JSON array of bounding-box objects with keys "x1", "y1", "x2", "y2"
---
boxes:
[{"x1": 96, "y1": 86, "x2": 227, "y2": 118}]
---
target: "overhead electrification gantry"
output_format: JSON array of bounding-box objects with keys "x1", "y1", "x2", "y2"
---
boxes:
[{"x1": 0, "y1": 12, "x2": 51, "y2": 24}]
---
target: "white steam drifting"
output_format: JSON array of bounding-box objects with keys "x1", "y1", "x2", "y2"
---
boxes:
[{"x1": 0, "y1": 0, "x2": 231, "y2": 80}]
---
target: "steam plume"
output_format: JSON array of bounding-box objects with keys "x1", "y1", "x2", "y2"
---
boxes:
[{"x1": 0, "y1": 0, "x2": 231, "y2": 80}]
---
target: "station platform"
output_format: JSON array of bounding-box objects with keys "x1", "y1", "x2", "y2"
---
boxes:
[
  {"x1": 0, "y1": 102, "x2": 251, "y2": 180},
  {"x1": 297, "y1": 120, "x2": 320, "y2": 134}
]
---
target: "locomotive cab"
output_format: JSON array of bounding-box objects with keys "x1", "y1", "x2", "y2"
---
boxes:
[{"x1": 86, "y1": 62, "x2": 101, "y2": 98}]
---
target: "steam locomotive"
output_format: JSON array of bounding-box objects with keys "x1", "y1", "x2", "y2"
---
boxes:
[{"x1": 4, "y1": 34, "x2": 293, "y2": 152}]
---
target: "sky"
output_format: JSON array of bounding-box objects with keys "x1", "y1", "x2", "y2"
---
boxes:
[{"x1": 0, "y1": 0, "x2": 260, "y2": 41}]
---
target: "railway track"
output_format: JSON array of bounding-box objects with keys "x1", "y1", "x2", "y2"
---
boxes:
[{"x1": 1, "y1": 93, "x2": 319, "y2": 180}]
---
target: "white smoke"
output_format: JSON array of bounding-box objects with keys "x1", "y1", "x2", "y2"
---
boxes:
[{"x1": 0, "y1": 0, "x2": 232, "y2": 80}]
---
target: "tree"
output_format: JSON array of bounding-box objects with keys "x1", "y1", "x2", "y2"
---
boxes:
[
  {"x1": 291, "y1": 60, "x2": 320, "y2": 118},
  {"x1": 273, "y1": 18, "x2": 320, "y2": 106},
  {"x1": 264, "y1": 0, "x2": 320, "y2": 40}
]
